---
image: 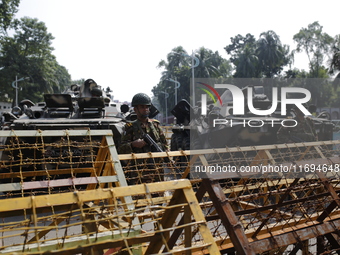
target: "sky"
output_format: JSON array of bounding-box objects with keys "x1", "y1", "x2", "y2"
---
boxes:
[{"x1": 15, "y1": 0, "x2": 339, "y2": 103}]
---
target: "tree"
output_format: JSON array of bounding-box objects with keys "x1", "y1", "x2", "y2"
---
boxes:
[
  {"x1": 0, "y1": 17, "x2": 71, "y2": 103},
  {"x1": 284, "y1": 68, "x2": 308, "y2": 79},
  {"x1": 0, "y1": 0, "x2": 20, "y2": 35},
  {"x1": 155, "y1": 46, "x2": 191, "y2": 116},
  {"x1": 53, "y1": 64, "x2": 71, "y2": 93},
  {"x1": 217, "y1": 58, "x2": 233, "y2": 78},
  {"x1": 233, "y1": 44, "x2": 259, "y2": 78},
  {"x1": 225, "y1": 33, "x2": 258, "y2": 77},
  {"x1": 256, "y1": 30, "x2": 291, "y2": 77},
  {"x1": 224, "y1": 33, "x2": 256, "y2": 63},
  {"x1": 293, "y1": 21, "x2": 334, "y2": 78},
  {"x1": 155, "y1": 46, "x2": 232, "y2": 119},
  {"x1": 157, "y1": 46, "x2": 189, "y2": 82},
  {"x1": 225, "y1": 31, "x2": 293, "y2": 78},
  {"x1": 328, "y1": 34, "x2": 340, "y2": 89},
  {"x1": 193, "y1": 47, "x2": 233, "y2": 79}
]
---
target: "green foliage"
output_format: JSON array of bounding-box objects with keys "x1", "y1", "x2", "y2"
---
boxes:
[
  {"x1": 293, "y1": 21, "x2": 333, "y2": 78},
  {"x1": 225, "y1": 31, "x2": 291, "y2": 78},
  {"x1": 54, "y1": 64, "x2": 71, "y2": 93},
  {"x1": 155, "y1": 25, "x2": 340, "y2": 114},
  {"x1": 233, "y1": 44, "x2": 259, "y2": 78},
  {"x1": 224, "y1": 33, "x2": 256, "y2": 63},
  {"x1": 329, "y1": 85, "x2": 340, "y2": 107},
  {"x1": 221, "y1": 23, "x2": 340, "y2": 108},
  {"x1": 154, "y1": 46, "x2": 232, "y2": 117},
  {"x1": 225, "y1": 34, "x2": 258, "y2": 77},
  {"x1": 256, "y1": 31, "x2": 291, "y2": 77},
  {"x1": 301, "y1": 78, "x2": 333, "y2": 107},
  {"x1": 0, "y1": 0, "x2": 20, "y2": 34},
  {"x1": 0, "y1": 16, "x2": 71, "y2": 104}
]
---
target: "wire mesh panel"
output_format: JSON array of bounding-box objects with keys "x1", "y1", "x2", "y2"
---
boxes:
[
  {"x1": 0, "y1": 129, "x2": 127, "y2": 198},
  {"x1": 2, "y1": 127, "x2": 340, "y2": 254},
  {"x1": 0, "y1": 130, "x2": 220, "y2": 254},
  {"x1": 0, "y1": 180, "x2": 220, "y2": 255},
  {"x1": 119, "y1": 140, "x2": 340, "y2": 254}
]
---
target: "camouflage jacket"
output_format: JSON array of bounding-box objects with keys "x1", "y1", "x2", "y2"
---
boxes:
[
  {"x1": 118, "y1": 119, "x2": 169, "y2": 154},
  {"x1": 277, "y1": 116, "x2": 318, "y2": 143}
]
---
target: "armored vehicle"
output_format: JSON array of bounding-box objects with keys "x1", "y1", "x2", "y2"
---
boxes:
[
  {"x1": 1, "y1": 79, "x2": 131, "y2": 145},
  {"x1": 0, "y1": 79, "x2": 135, "y2": 186},
  {"x1": 0, "y1": 79, "x2": 165, "y2": 195},
  {"x1": 170, "y1": 85, "x2": 334, "y2": 151}
]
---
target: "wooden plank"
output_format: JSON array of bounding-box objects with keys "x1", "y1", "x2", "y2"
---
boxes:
[
  {"x1": 181, "y1": 154, "x2": 198, "y2": 178},
  {"x1": 264, "y1": 149, "x2": 276, "y2": 165},
  {"x1": 0, "y1": 176, "x2": 118, "y2": 192},
  {"x1": 184, "y1": 205, "x2": 192, "y2": 255},
  {"x1": 252, "y1": 178, "x2": 300, "y2": 238},
  {"x1": 145, "y1": 189, "x2": 188, "y2": 254},
  {"x1": 0, "y1": 230, "x2": 141, "y2": 254},
  {"x1": 182, "y1": 184, "x2": 226, "y2": 255},
  {"x1": 0, "y1": 129, "x2": 113, "y2": 138},
  {"x1": 165, "y1": 179, "x2": 208, "y2": 251},
  {"x1": 0, "y1": 167, "x2": 95, "y2": 179},
  {"x1": 117, "y1": 140, "x2": 340, "y2": 160},
  {"x1": 250, "y1": 217, "x2": 340, "y2": 254},
  {"x1": 27, "y1": 211, "x2": 74, "y2": 244},
  {"x1": 208, "y1": 212, "x2": 340, "y2": 254},
  {"x1": 87, "y1": 135, "x2": 109, "y2": 190},
  {"x1": 202, "y1": 179, "x2": 255, "y2": 255},
  {"x1": 249, "y1": 150, "x2": 268, "y2": 166},
  {"x1": 106, "y1": 135, "x2": 128, "y2": 187},
  {"x1": 0, "y1": 179, "x2": 192, "y2": 212},
  {"x1": 325, "y1": 233, "x2": 340, "y2": 255}
]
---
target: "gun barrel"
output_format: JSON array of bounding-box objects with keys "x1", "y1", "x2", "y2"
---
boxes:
[{"x1": 143, "y1": 134, "x2": 163, "y2": 152}]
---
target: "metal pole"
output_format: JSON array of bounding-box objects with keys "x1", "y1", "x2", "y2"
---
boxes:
[
  {"x1": 192, "y1": 50, "x2": 195, "y2": 108},
  {"x1": 15, "y1": 75, "x2": 18, "y2": 106},
  {"x1": 167, "y1": 78, "x2": 180, "y2": 106},
  {"x1": 171, "y1": 51, "x2": 199, "y2": 107},
  {"x1": 160, "y1": 91, "x2": 169, "y2": 125},
  {"x1": 186, "y1": 51, "x2": 199, "y2": 107},
  {"x1": 175, "y1": 77, "x2": 178, "y2": 106},
  {"x1": 165, "y1": 90, "x2": 168, "y2": 124},
  {"x1": 12, "y1": 76, "x2": 29, "y2": 107}
]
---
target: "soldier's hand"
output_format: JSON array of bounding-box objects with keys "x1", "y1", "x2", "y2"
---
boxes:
[{"x1": 131, "y1": 138, "x2": 147, "y2": 148}]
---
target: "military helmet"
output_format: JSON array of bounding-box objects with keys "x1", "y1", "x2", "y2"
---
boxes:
[{"x1": 131, "y1": 93, "x2": 151, "y2": 106}]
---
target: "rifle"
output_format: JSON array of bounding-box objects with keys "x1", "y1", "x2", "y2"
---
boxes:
[
  {"x1": 143, "y1": 133, "x2": 164, "y2": 152},
  {"x1": 143, "y1": 133, "x2": 184, "y2": 179}
]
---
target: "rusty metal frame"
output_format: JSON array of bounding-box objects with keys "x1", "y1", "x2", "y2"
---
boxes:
[
  {"x1": 0, "y1": 129, "x2": 139, "y2": 254},
  {"x1": 0, "y1": 129, "x2": 128, "y2": 187},
  {"x1": 121, "y1": 140, "x2": 339, "y2": 254},
  {"x1": 187, "y1": 140, "x2": 340, "y2": 254},
  {"x1": 0, "y1": 180, "x2": 220, "y2": 255}
]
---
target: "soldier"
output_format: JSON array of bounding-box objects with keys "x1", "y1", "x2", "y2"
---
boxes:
[
  {"x1": 118, "y1": 93, "x2": 169, "y2": 185},
  {"x1": 277, "y1": 106, "x2": 318, "y2": 143},
  {"x1": 118, "y1": 93, "x2": 169, "y2": 154}
]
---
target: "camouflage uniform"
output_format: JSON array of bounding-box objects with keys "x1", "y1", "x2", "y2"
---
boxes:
[
  {"x1": 118, "y1": 118, "x2": 169, "y2": 185},
  {"x1": 277, "y1": 116, "x2": 318, "y2": 143},
  {"x1": 118, "y1": 118, "x2": 169, "y2": 154}
]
